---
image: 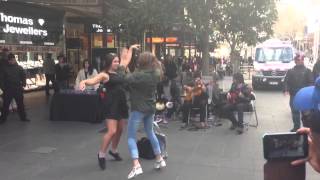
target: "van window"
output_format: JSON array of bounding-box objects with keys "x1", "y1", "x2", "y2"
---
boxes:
[{"x1": 255, "y1": 47, "x2": 293, "y2": 62}]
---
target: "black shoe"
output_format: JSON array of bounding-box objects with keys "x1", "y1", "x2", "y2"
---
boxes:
[
  {"x1": 21, "y1": 118, "x2": 31, "y2": 122},
  {"x1": 98, "y1": 154, "x2": 106, "y2": 170},
  {"x1": 237, "y1": 127, "x2": 244, "y2": 134},
  {"x1": 109, "y1": 150, "x2": 122, "y2": 161}
]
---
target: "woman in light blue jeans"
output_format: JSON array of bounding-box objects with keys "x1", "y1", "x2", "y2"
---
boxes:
[
  {"x1": 119, "y1": 48, "x2": 166, "y2": 179},
  {"x1": 127, "y1": 111, "x2": 161, "y2": 159}
]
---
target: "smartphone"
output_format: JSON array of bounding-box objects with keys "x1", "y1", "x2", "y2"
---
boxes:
[{"x1": 263, "y1": 132, "x2": 308, "y2": 160}]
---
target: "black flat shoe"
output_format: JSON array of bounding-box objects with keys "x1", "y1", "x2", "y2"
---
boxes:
[
  {"x1": 109, "y1": 150, "x2": 122, "y2": 161},
  {"x1": 97, "y1": 154, "x2": 106, "y2": 170}
]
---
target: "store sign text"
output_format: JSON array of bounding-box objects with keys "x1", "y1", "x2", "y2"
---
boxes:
[
  {"x1": 92, "y1": 24, "x2": 103, "y2": 33},
  {"x1": 0, "y1": 12, "x2": 48, "y2": 36}
]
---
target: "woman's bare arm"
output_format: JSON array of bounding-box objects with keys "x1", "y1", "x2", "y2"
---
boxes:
[{"x1": 79, "y1": 72, "x2": 109, "y2": 91}]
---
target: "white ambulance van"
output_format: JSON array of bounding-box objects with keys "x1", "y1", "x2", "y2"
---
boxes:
[{"x1": 252, "y1": 39, "x2": 296, "y2": 89}]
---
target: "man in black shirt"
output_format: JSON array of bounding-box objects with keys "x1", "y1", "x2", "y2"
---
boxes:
[
  {"x1": 54, "y1": 55, "x2": 70, "y2": 92},
  {"x1": 0, "y1": 48, "x2": 9, "y2": 89},
  {"x1": 0, "y1": 53, "x2": 29, "y2": 124},
  {"x1": 284, "y1": 53, "x2": 313, "y2": 132},
  {"x1": 313, "y1": 57, "x2": 320, "y2": 79}
]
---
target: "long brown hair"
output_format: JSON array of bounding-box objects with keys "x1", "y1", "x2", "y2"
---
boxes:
[
  {"x1": 137, "y1": 52, "x2": 163, "y2": 79},
  {"x1": 104, "y1": 53, "x2": 117, "y2": 72}
]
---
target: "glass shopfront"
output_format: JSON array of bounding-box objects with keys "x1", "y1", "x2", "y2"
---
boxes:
[{"x1": 0, "y1": 2, "x2": 64, "y2": 90}]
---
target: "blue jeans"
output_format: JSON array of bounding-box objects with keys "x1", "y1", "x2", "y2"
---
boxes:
[
  {"x1": 127, "y1": 111, "x2": 161, "y2": 159},
  {"x1": 290, "y1": 96, "x2": 301, "y2": 129}
]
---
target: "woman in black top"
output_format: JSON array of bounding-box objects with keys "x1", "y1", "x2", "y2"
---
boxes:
[{"x1": 79, "y1": 51, "x2": 134, "y2": 170}]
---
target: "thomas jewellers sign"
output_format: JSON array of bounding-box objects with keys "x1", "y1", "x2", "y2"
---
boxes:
[
  {"x1": 0, "y1": 2, "x2": 64, "y2": 46},
  {"x1": 1, "y1": 12, "x2": 48, "y2": 36}
]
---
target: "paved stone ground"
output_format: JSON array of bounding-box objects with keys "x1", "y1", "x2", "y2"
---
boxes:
[{"x1": 0, "y1": 77, "x2": 318, "y2": 180}]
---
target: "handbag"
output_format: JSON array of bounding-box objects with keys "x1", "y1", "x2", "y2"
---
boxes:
[
  {"x1": 97, "y1": 84, "x2": 107, "y2": 100},
  {"x1": 137, "y1": 137, "x2": 155, "y2": 159}
]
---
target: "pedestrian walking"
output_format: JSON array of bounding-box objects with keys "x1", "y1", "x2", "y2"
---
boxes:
[
  {"x1": 55, "y1": 55, "x2": 70, "y2": 92},
  {"x1": 0, "y1": 53, "x2": 30, "y2": 124},
  {"x1": 284, "y1": 53, "x2": 313, "y2": 132},
  {"x1": 79, "y1": 53, "x2": 129, "y2": 170},
  {"x1": 43, "y1": 53, "x2": 56, "y2": 96}
]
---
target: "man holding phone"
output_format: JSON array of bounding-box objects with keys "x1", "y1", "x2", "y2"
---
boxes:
[
  {"x1": 264, "y1": 77, "x2": 320, "y2": 180},
  {"x1": 292, "y1": 77, "x2": 320, "y2": 173}
]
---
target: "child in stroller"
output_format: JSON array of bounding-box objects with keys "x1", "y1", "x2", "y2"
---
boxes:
[{"x1": 155, "y1": 78, "x2": 180, "y2": 124}]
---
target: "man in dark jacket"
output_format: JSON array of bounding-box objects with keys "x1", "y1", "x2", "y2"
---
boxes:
[
  {"x1": 55, "y1": 55, "x2": 70, "y2": 92},
  {"x1": 284, "y1": 53, "x2": 313, "y2": 132},
  {"x1": 0, "y1": 53, "x2": 30, "y2": 124},
  {"x1": 43, "y1": 53, "x2": 56, "y2": 96},
  {"x1": 312, "y1": 57, "x2": 320, "y2": 79},
  {"x1": 163, "y1": 55, "x2": 177, "y2": 80},
  {"x1": 0, "y1": 48, "x2": 9, "y2": 89}
]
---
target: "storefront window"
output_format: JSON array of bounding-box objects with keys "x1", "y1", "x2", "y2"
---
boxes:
[
  {"x1": 106, "y1": 34, "x2": 115, "y2": 48},
  {"x1": 93, "y1": 33, "x2": 103, "y2": 48}
]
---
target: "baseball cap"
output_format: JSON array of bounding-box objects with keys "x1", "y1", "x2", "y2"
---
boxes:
[{"x1": 293, "y1": 77, "x2": 320, "y2": 111}]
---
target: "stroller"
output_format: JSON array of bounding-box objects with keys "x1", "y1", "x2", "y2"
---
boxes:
[
  {"x1": 154, "y1": 121, "x2": 168, "y2": 159},
  {"x1": 155, "y1": 79, "x2": 180, "y2": 124},
  {"x1": 209, "y1": 86, "x2": 228, "y2": 126},
  {"x1": 155, "y1": 99, "x2": 174, "y2": 124},
  {"x1": 137, "y1": 121, "x2": 168, "y2": 159}
]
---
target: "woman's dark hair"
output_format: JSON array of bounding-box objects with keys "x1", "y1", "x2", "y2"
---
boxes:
[
  {"x1": 233, "y1": 72, "x2": 244, "y2": 84},
  {"x1": 7, "y1": 53, "x2": 15, "y2": 60},
  {"x1": 83, "y1": 60, "x2": 93, "y2": 75},
  {"x1": 104, "y1": 53, "x2": 117, "y2": 72}
]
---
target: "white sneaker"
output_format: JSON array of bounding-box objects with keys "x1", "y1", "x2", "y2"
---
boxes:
[
  {"x1": 154, "y1": 159, "x2": 166, "y2": 169},
  {"x1": 128, "y1": 166, "x2": 143, "y2": 179}
]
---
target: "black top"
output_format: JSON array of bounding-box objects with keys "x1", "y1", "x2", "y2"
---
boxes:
[
  {"x1": 55, "y1": 64, "x2": 70, "y2": 81},
  {"x1": 284, "y1": 65, "x2": 313, "y2": 96},
  {"x1": 0, "y1": 58, "x2": 5, "y2": 89},
  {"x1": 164, "y1": 61, "x2": 177, "y2": 80},
  {"x1": 102, "y1": 72, "x2": 128, "y2": 120},
  {"x1": 313, "y1": 61, "x2": 320, "y2": 79},
  {"x1": 103, "y1": 72, "x2": 126, "y2": 96},
  {"x1": 2, "y1": 64, "x2": 26, "y2": 90}
]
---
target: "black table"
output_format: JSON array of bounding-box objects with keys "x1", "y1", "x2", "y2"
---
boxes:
[{"x1": 50, "y1": 90, "x2": 103, "y2": 123}]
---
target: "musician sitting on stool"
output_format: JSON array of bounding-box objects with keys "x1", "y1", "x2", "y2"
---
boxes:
[
  {"x1": 181, "y1": 77, "x2": 208, "y2": 129},
  {"x1": 223, "y1": 73, "x2": 252, "y2": 134}
]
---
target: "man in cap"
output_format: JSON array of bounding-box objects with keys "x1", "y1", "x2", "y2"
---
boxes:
[
  {"x1": 264, "y1": 80, "x2": 320, "y2": 180},
  {"x1": 291, "y1": 77, "x2": 320, "y2": 173},
  {"x1": 284, "y1": 52, "x2": 313, "y2": 132}
]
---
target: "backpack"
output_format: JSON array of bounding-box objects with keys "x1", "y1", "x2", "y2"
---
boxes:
[{"x1": 137, "y1": 137, "x2": 155, "y2": 159}]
